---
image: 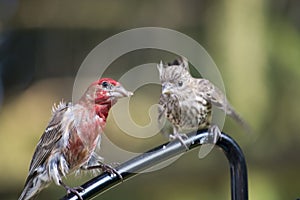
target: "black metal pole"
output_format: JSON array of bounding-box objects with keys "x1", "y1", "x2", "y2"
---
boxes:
[
  {"x1": 61, "y1": 130, "x2": 248, "y2": 200},
  {"x1": 217, "y1": 134, "x2": 248, "y2": 200}
]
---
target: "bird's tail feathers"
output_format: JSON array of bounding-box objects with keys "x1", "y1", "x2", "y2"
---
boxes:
[
  {"x1": 226, "y1": 104, "x2": 253, "y2": 134},
  {"x1": 18, "y1": 176, "x2": 50, "y2": 200}
]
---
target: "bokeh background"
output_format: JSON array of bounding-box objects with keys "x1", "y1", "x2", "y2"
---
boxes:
[{"x1": 0, "y1": 0, "x2": 299, "y2": 199}]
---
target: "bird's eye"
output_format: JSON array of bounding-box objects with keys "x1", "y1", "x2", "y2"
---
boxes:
[
  {"x1": 101, "y1": 81, "x2": 109, "y2": 88},
  {"x1": 178, "y1": 81, "x2": 183, "y2": 87}
]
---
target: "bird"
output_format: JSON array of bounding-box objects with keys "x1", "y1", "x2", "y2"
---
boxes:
[
  {"x1": 157, "y1": 57, "x2": 250, "y2": 149},
  {"x1": 18, "y1": 78, "x2": 133, "y2": 200}
]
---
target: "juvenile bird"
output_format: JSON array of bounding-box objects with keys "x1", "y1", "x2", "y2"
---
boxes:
[
  {"x1": 157, "y1": 57, "x2": 250, "y2": 149},
  {"x1": 18, "y1": 78, "x2": 133, "y2": 200}
]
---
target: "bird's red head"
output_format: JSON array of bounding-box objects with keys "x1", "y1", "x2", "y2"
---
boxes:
[
  {"x1": 93, "y1": 78, "x2": 132, "y2": 105},
  {"x1": 93, "y1": 78, "x2": 118, "y2": 88},
  {"x1": 80, "y1": 78, "x2": 133, "y2": 121},
  {"x1": 81, "y1": 78, "x2": 133, "y2": 106}
]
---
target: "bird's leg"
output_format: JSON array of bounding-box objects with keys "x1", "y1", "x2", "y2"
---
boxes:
[
  {"x1": 59, "y1": 180, "x2": 84, "y2": 200},
  {"x1": 84, "y1": 163, "x2": 123, "y2": 180},
  {"x1": 170, "y1": 127, "x2": 189, "y2": 150}
]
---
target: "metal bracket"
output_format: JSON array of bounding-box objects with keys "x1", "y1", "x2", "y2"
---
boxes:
[{"x1": 61, "y1": 130, "x2": 248, "y2": 200}]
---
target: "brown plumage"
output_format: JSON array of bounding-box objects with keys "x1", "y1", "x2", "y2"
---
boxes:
[{"x1": 157, "y1": 57, "x2": 250, "y2": 149}]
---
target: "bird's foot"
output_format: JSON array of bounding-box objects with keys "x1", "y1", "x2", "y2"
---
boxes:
[
  {"x1": 86, "y1": 163, "x2": 123, "y2": 180},
  {"x1": 201, "y1": 125, "x2": 221, "y2": 144},
  {"x1": 60, "y1": 180, "x2": 84, "y2": 200},
  {"x1": 170, "y1": 133, "x2": 189, "y2": 150}
]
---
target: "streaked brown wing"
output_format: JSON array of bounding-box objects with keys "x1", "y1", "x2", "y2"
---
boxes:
[
  {"x1": 196, "y1": 79, "x2": 226, "y2": 110},
  {"x1": 158, "y1": 94, "x2": 167, "y2": 123},
  {"x1": 197, "y1": 79, "x2": 252, "y2": 133},
  {"x1": 28, "y1": 102, "x2": 70, "y2": 174}
]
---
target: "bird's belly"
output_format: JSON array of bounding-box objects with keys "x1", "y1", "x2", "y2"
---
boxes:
[
  {"x1": 180, "y1": 105, "x2": 208, "y2": 129},
  {"x1": 64, "y1": 132, "x2": 99, "y2": 170},
  {"x1": 166, "y1": 100, "x2": 210, "y2": 130}
]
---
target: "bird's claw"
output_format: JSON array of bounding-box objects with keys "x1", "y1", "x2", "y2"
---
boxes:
[
  {"x1": 60, "y1": 181, "x2": 84, "y2": 200},
  {"x1": 170, "y1": 133, "x2": 189, "y2": 150},
  {"x1": 86, "y1": 163, "x2": 123, "y2": 181},
  {"x1": 101, "y1": 163, "x2": 123, "y2": 180},
  {"x1": 200, "y1": 125, "x2": 221, "y2": 144}
]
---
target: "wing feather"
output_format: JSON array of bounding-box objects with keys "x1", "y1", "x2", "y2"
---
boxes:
[
  {"x1": 196, "y1": 79, "x2": 252, "y2": 133},
  {"x1": 27, "y1": 102, "x2": 70, "y2": 179}
]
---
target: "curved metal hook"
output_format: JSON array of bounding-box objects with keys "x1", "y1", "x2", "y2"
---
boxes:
[{"x1": 61, "y1": 130, "x2": 248, "y2": 200}]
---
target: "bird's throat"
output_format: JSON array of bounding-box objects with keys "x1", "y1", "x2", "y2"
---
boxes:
[{"x1": 94, "y1": 104, "x2": 111, "y2": 122}]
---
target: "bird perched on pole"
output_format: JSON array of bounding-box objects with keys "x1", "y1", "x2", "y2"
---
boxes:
[
  {"x1": 157, "y1": 57, "x2": 250, "y2": 149},
  {"x1": 18, "y1": 78, "x2": 133, "y2": 200}
]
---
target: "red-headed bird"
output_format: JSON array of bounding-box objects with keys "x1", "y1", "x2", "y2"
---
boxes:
[{"x1": 18, "y1": 78, "x2": 133, "y2": 200}]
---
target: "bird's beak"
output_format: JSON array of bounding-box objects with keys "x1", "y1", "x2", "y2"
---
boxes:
[
  {"x1": 111, "y1": 85, "x2": 133, "y2": 98},
  {"x1": 162, "y1": 84, "x2": 172, "y2": 95}
]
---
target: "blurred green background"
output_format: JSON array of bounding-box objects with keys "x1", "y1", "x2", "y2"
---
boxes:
[{"x1": 0, "y1": 0, "x2": 300, "y2": 199}]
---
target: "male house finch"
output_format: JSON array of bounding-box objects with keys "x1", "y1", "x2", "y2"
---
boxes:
[
  {"x1": 18, "y1": 78, "x2": 133, "y2": 200},
  {"x1": 157, "y1": 57, "x2": 250, "y2": 149}
]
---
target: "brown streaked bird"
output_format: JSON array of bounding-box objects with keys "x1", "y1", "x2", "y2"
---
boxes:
[
  {"x1": 18, "y1": 78, "x2": 133, "y2": 200},
  {"x1": 157, "y1": 57, "x2": 250, "y2": 149}
]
